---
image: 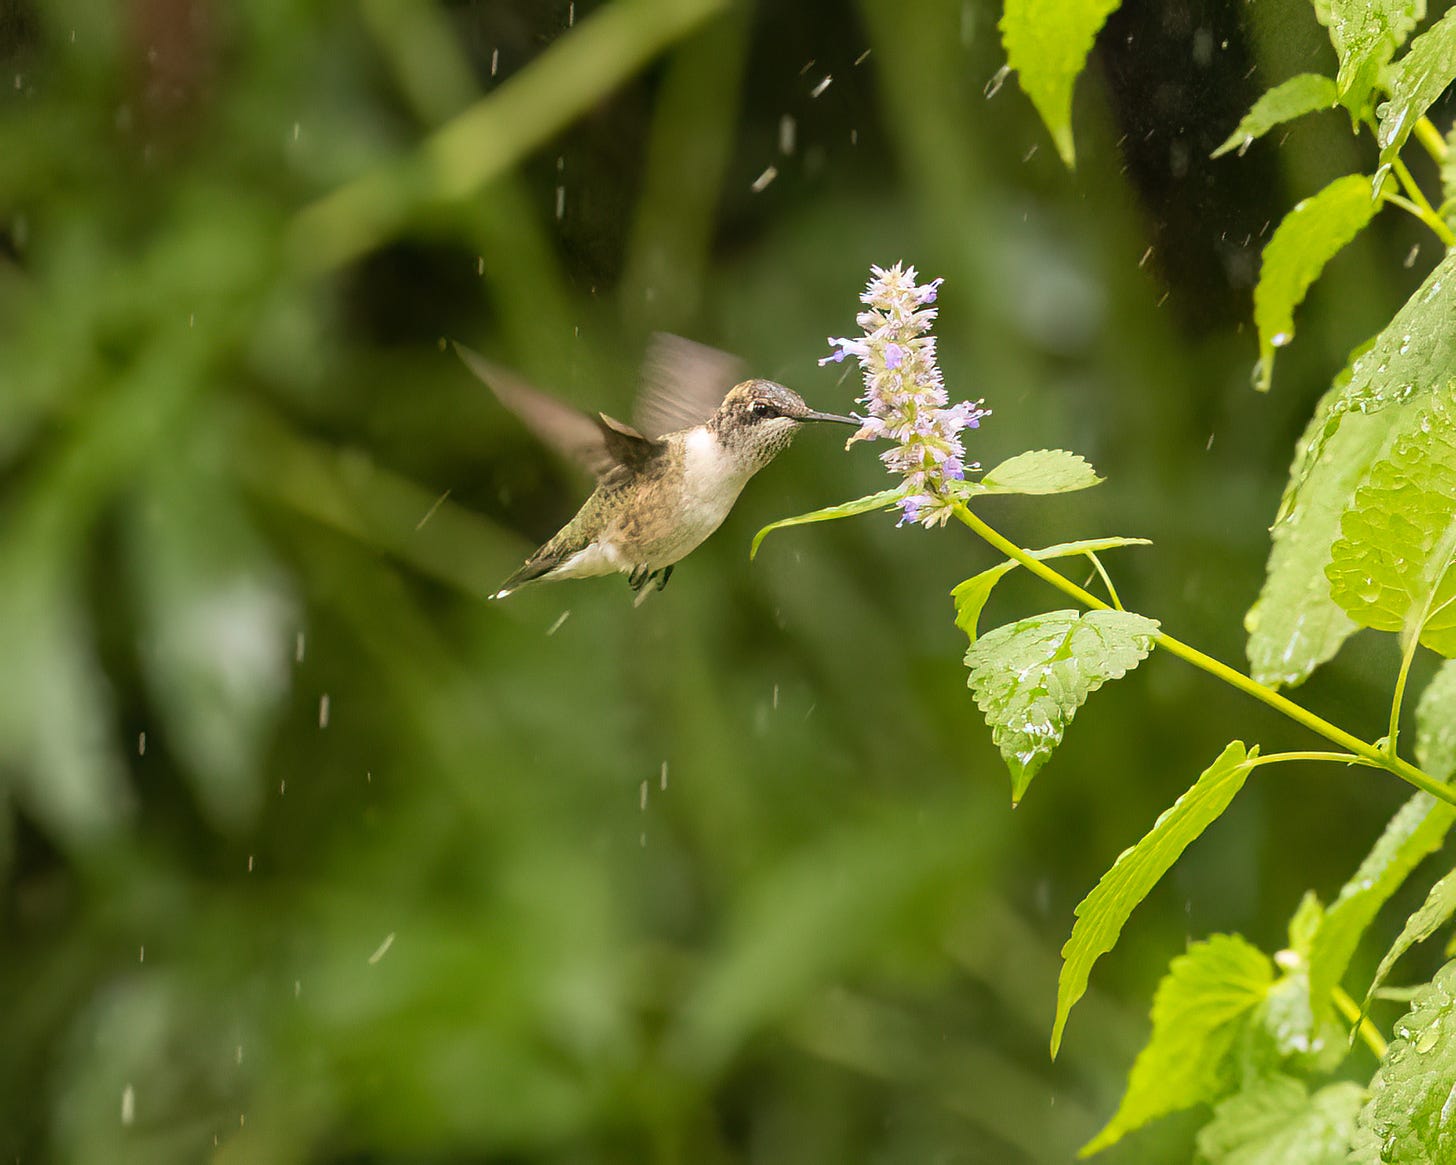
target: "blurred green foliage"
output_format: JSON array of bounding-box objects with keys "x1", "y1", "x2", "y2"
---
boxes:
[{"x1": 1, "y1": 1, "x2": 1443, "y2": 1161}]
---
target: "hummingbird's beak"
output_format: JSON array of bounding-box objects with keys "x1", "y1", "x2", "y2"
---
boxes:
[{"x1": 801, "y1": 409, "x2": 860, "y2": 425}]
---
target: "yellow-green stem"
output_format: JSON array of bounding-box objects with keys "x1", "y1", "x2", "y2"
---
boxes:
[
  {"x1": 1333, "y1": 985, "x2": 1388, "y2": 1060},
  {"x1": 1389, "y1": 632, "x2": 1421, "y2": 758},
  {"x1": 949, "y1": 501, "x2": 1456, "y2": 809},
  {"x1": 1388, "y1": 158, "x2": 1456, "y2": 248},
  {"x1": 1415, "y1": 116, "x2": 1449, "y2": 164}
]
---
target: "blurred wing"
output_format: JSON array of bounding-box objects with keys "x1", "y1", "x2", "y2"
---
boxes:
[
  {"x1": 454, "y1": 341, "x2": 622, "y2": 479},
  {"x1": 634, "y1": 333, "x2": 745, "y2": 439}
]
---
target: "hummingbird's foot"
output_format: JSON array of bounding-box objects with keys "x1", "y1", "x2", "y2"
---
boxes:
[
  {"x1": 654, "y1": 566, "x2": 673, "y2": 591},
  {"x1": 628, "y1": 564, "x2": 652, "y2": 592}
]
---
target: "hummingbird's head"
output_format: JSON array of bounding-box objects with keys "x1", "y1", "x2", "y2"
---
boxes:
[{"x1": 711, "y1": 380, "x2": 858, "y2": 470}]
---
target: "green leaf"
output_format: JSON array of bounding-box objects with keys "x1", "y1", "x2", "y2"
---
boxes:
[
  {"x1": 951, "y1": 536, "x2": 1151, "y2": 643},
  {"x1": 1363, "y1": 865, "x2": 1456, "y2": 1016},
  {"x1": 1377, "y1": 7, "x2": 1456, "y2": 161},
  {"x1": 1313, "y1": 0, "x2": 1426, "y2": 112},
  {"x1": 1327, "y1": 387, "x2": 1456, "y2": 656},
  {"x1": 1052, "y1": 742, "x2": 1254, "y2": 1057},
  {"x1": 1252, "y1": 174, "x2": 1380, "y2": 393},
  {"x1": 1308, "y1": 789, "x2": 1456, "y2": 1011},
  {"x1": 1327, "y1": 246, "x2": 1456, "y2": 423},
  {"x1": 976, "y1": 449, "x2": 1102, "y2": 495},
  {"x1": 1196, "y1": 1077, "x2": 1365, "y2": 1165},
  {"x1": 750, "y1": 487, "x2": 906, "y2": 559},
  {"x1": 963, "y1": 609, "x2": 1158, "y2": 803},
  {"x1": 1083, "y1": 934, "x2": 1274, "y2": 1156},
  {"x1": 1417, "y1": 658, "x2": 1456, "y2": 779},
  {"x1": 1245, "y1": 373, "x2": 1370, "y2": 687},
  {"x1": 1351, "y1": 957, "x2": 1456, "y2": 1164},
  {"x1": 1212, "y1": 74, "x2": 1339, "y2": 159},
  {"x1": 999, "y1": 0, "x2": 1123, "y2": 168}
]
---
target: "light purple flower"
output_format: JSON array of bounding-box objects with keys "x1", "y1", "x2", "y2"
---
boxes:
[{"x1": 825, "y1": 263, "x2": 989, "y2": 528}]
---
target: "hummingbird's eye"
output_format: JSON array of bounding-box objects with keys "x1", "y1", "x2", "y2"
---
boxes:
[{"x1": 750, "y1": 401, "x2": 778, "y2": 419}]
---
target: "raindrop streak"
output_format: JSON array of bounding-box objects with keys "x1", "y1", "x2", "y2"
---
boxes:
[
  {"x1": 639, "y1": 780, "x2": 648, "y2": 811},
  {"x1": 1138, "y1": 246, "x2": 1153, "y2": 269},
  {"x1": 545, "y1": 609, "x2": 571, "y2": 636},
  {"x1": 247, "y1": 854, "x2": 254, "y2": 873},
  {"x1": 810, "y1": 74, "x2": 833, "y2": 98},
  {"x1": 1405, "y1": 244, "x2": 1421, "y2": 268},
  {"x1": 568, "y1": 2, "x2": 575, "y2": 25},
  {"x1": 750, "y1": 166, "x2": 778, "y2": 193},
  {"x1": 415, "y1": 489, "x2": 450, "y2": 530},
  {"x1": 490, "y1": 48, "x2": 499, "y2": 77},
  {"x1": 983, "y1": 64, "x2": 1010, "y2": 99},
  {"x1": 138, "y1": 731, "x2": 146, "y2": 756},
  {"x1": 367, "y1": 932, "x2": 395, "y2": 965},
  {"x1": 854, "y1": 49, "x2": 871, "y2": 65},
  {"x1": 660, "y1": 761, "x2": 668, "y2": 791},
  {"x1": 319, "y1": 693, "x2": 330, "y2": 728},
  {"x1": 295, "y1": 631, "x2": 305, "y2": 662},
  {"x1": 555, "y1": 186, "x2": 565, "y2": 220},
  {"x1": 778, "y1": 114, "x2": 796, "y2": 155},
  {"x1": 121, "y1": 1085, "x2": 135, "y2": 1126}
]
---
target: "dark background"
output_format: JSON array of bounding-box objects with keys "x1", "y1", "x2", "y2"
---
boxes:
[{"x1": 1, "y1": 1, "x2": 1447, "y2": 1160}]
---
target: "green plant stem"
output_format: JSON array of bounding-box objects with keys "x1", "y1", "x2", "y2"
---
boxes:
[
  {"x1": 949, "y1": 501, "x2": 1456, "y2": 809},
  {"x1": 1247, "y1": 750, "x2": 1386, "y2": 772},
  {"x1": 1389, "y1": 632, "x2": 1421, "y2": 759},
  {"x1": 1085, "y1": 551, "x2": 1124, "y2": 610},
  {"x1": 1333, "y1": 985, "x2": 1388, "y2": 1060},
  {"x1": 1386, "y1": 159, "x2": 1456, "y2": 248},
  {"x1": 1414, "y1": 116, "x2": 1449, "y2": 164}
]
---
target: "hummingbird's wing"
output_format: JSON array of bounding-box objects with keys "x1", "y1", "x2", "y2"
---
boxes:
[
  {"x1": 634, "y1": 333, "x2": 746, "y2": 439},
  {"x1": 454, "y1": 342, "x2": 660, "y2": 482}
]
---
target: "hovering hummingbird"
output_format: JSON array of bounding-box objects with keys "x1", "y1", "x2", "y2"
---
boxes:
[{"x1": 456, "y1": 335, "x2": 857, "y2": 604}]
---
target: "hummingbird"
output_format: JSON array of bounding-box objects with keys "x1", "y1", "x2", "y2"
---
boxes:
[{"x1": 455, "y1": 335, "x2": 858, "y2": 604}]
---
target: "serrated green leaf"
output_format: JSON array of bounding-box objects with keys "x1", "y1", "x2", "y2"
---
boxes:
[
  {"x1": 1083, "y1": 934, "x2": 1274, "y2": 1156},
  {"x1": 1327, "y1": 387, "x2": 1456, "y2": 656},
  {"x1": 1328, "y1": 246, "x2": 1456, "y2": 424},
  {"x1": 1052, "y1": 742, "x2": 1254, "y2": 1058},
  {"x1": 1212, "y1": 74, "x2": 1339, "y2": 159},
  {"x1": 1000, "y1": 0, "x2": 1122, "y2": 167},
  {"x1": 976, "y1": 449, "x2": 1102, "y2": 495},
  {"x1": 1253, "y1": 174, "x2": 1380, "y2": 393},
  {"x1": 1363, "y1": 865, "x2": 1456, "y2": 1016},
  {"x1": 1309, "y1": 790, "x2": 1456, "y2": 1012},
  {"x1": 1377, "y1": 7, "x2": 1456, "y2": 161},
  {"x1": 1351, "y1": 957, "x2": 1456, "y2": 1163},
  {"x1": 1196, "y1": 1076, "x2": 1365, "y2": 1165},
  {"x1": 951, "y1": 536, "x2": 1151, "y2": 643},
  {"x1": 964, "y1": 609, "x2": 1158, "y2": 803},
  {"x1": 1417, "y1": 658, "x2": 1456, "y2": 779},
  {"x1": 1313, "y1": 0, "x2": 1426, "y2": 112},
  {"x1": 750, "y1": 486, "x2": 906, "y2": 558}
]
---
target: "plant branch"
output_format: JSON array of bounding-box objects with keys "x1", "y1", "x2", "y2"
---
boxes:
[
  {"x1": 1414, "y1": 116, "x2": 1449, "y2": 165},
  {"x1": 949, "y1": 501, "x2": 1456, "y2": 809},
  {"x1": 1333, "y1": 985, "x2": 1388, "y2": 1061},
  {"x1": 1385, "y1": 160, "x2": 1456, "y2": 248}
]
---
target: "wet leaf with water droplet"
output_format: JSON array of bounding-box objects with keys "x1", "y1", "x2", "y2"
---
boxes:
[
  {"x1": 1052, "y1": 742, "x2": 1253, "y2": 1058},
  {"x1": 1327, "y1": 388, "x2": 1456, "y2": 657},
  {"x1": 1211, "y1": 73, "x2": 1338, "y2": 159},
  {"x1": 963, "y1": 609, "x2": 1158, "y2": 803},
  {"x1": 1352, "y1": 957, "x2": 1456, "y2": 1162},
  {"x1": 1253, "y1": 174, "x2": 1379, "y2": 393},
  {"x1": 1376, "y1": 7, "x2": 1456, "y2": 162},
  {"x1": 1313, "y1": 0, "x2": 1425, "y2": 113}
]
